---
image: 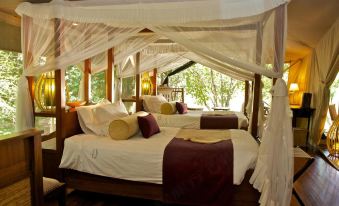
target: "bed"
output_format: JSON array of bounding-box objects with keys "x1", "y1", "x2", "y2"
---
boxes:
[
  {"x1": 59, "y1": 114, "x2": 259, "y2": 205},
  {"x1": 140, "y1": 95, "x2": 249, "y2": 130},
  {"x1": 152, "y1": 110, "x2": 249, "y2": 130}
]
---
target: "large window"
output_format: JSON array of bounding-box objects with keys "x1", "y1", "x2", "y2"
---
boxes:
[
  {"x1": 0, "y1": 50, "x2": 23, "y2": 135},
  {"x1": 65, "y1": 65, "x2": 83, "y2": 102}
]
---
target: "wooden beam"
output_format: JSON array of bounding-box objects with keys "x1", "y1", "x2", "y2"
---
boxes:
[
  {"x1": 135, "y1": 52, "x2": 141, "y2": 112},
  {"x1": 0, "y1": 11, "x2": 20, "y2": 27},
  {"x1": 106, "y1": 48, "x2": 114, "y2": 102},
  {"x1": 244, "y1": 80, "x2": 249, "y2": 116},
  {"x1": 151, "y1": 68, "x2": 157, "y2": 95},
  {"x1": 251, "y1": 74, "x2": 261, "y2": 137},
  {"x1": 84, "y1": 59, "x2": 91, "y2": 103}
]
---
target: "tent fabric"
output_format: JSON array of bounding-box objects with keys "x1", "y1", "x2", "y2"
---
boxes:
[
  {"x1": 308, "y1": 19, "x2": 339, "y2": 146},
  {"x1": 15, "y1": 1, "x2": 293, "y2": 205}
]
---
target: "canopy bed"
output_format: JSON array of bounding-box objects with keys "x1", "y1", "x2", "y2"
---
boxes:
[{"x1": 15, "y1": 0, "x2": 293, "y2": 205}]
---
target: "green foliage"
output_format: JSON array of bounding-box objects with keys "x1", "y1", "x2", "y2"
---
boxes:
[
  {"x1": 0, "y1": 50, "x2": 23, "y2": 134},
  {"x1": 91, "y1": 71, "x2": 106, "y2": 103},
  {"x1": 330, "y1": 72, "x2": 339, "y2": 102},
  {"x1": 65, "y1": 65, "x2": 82, "y2": 102},
  {"x1": 168, "y1": 64, "x2": 243, "y2": 109}
]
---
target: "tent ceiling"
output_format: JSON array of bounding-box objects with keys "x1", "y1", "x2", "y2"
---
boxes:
[{"x1": 0, "y1": 0, "x2": 338, "y2": 61}]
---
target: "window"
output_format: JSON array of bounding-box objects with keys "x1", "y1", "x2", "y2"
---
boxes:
[
  {"x1": 0, "y1": 50, "x2": 23, "y2": 135},
  {"x1": 91, "y1": 71, "x2": 106, "y2": 103}
]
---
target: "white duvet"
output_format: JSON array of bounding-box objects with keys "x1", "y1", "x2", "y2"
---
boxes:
[
  {"x1": 152, "y1": 111, "x2": 249, "y2": 129},
  {"x1": 59, "y1": 127, "x2": 258, "y2": 185}
]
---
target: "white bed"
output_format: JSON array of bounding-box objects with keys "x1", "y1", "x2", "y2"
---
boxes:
[
  {"x1": 59, "y1": 127, "x2": 258, "y2": 185},
  {"x1": 152, "y1": 110, "x2": 249, "y2": 129}
]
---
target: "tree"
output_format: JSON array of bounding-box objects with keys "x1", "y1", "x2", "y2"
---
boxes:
[
  {"x1": 0, "y1": 50, "x2": 23, "y2": 134},
  {"x1": 168, "y1": 64, "x2": 244, "y2": 110}
]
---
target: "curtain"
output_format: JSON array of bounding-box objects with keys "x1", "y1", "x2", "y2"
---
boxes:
[{"x1": 309, "y1": 19, "x2": 339, "y2": 146}]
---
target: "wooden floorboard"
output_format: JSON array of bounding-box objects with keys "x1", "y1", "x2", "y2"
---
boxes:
[{"x1": 45, "y1": 152, "x2": 339, "y2": 206}]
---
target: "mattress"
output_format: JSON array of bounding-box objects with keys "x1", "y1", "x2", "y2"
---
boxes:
[
  {"x1": 59, "y1": 127, "x2": 258, "y2": 185},
  {"x1": 152, "y1": 110, "x2": 249, "y2": 129}
]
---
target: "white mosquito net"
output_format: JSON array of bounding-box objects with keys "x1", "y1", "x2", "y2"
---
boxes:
[{"x1": 15, "y1": 0, "x2": 293, "y2": 205}]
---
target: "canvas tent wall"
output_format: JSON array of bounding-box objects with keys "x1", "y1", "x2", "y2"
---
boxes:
[{"x1": 15, "y1": 0, "x2": 293, "y2": 205}]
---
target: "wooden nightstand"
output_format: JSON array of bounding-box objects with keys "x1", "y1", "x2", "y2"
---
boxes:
[{"x1": 291, "y1": 107, "x2": 315, "y2": 146}]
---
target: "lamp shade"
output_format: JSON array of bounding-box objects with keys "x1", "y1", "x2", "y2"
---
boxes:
[
  {"x1": 141, "y1": 72, "x2": 153, "y2": 95},
  {"x1": 34, "y1": 72, "x2": 56, "y2": 112},
  {"x1": 289, "y1": 83, "x2": 299, "y2": 93}
]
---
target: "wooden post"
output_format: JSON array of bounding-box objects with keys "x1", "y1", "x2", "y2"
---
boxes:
[
  {"x1": 135, "y1": 52, "x2": 141, "y2": 111},
  {"x1": 244, "y1": 80, "x2": 249, "y2": 116},
  {"x1": 251, "y1": 74, "x2": 261, "y2": 137},
  {"x1": 151, "y1": 68, "x2": 157, "y2": 95},
  {"x1": 106, "y1": 48, "x2": 114, "y2": 102},
  {"x1": 84, "y1": 59, "x2": 91, "y2": 103}
]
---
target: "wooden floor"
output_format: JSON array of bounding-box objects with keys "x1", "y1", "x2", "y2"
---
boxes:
[{"x1": 46, "y1": 152, "x2": 339, "y2": 206}]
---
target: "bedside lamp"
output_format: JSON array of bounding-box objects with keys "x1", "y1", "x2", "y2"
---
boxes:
[
  {"x1": 289, "y1": 83, "x2": 299, "y2": 93},
  {"x1": 141, "y1": 72, "x2": 153, "y2": 95}
]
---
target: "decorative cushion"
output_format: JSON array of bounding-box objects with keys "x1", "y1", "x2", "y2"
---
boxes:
[
  {"x1": 95, "y1": 100, "x2": 129, "y2": 124},
  {"x1": 176, "y1": 102, "x2": 188, "y2": 114},
  {"x1": 109, "y1": 111, "x2": 148, "y2": 140},
  {"x1": 137, "y1": 114, "x2": 160, "y2": 138},
  {"x1": 142, "y1": 95, "x2": 168, "y2": 113},
  {"x1": 160, "y1": 102, "x2": 177, "y2": 115}
]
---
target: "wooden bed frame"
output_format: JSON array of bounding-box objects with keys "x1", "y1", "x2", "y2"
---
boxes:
[{"x1": 58, "y1": 110, "x2": 260, "y2": 205}]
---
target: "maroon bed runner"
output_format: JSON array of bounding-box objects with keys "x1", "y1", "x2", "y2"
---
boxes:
[
  {"x1": 163, "y1": 138, "x2": 234, "y2": 206},
  {"x1": 200, "y1": 114, "x2": 238, "y2": 129}
]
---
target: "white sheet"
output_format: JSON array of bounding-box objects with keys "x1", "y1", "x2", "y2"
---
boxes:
[
  {"x1": 152, "y1": 110, "x2": 249, "y2": 129},
  {"x1": 59, "y1": 127, "x2": 258, "y2": 185}
]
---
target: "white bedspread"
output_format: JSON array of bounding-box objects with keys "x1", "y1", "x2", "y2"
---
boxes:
[
  {"x1": 153, "y1": 111, "x2": 248, "y2": 129},
  {"x1": 59, "y1": 128, "x2": 258, "y2": 185}
]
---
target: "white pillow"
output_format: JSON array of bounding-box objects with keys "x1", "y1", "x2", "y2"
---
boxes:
[
  {"x1": 95, "y1": 100, "x2": 129, "y2": 124},
  {"x1": 142, "y1": 95, "x2": 168, "y2": 113},
  {"x1": 76, "y1": 101, "x2": 110, "y2": 134}
]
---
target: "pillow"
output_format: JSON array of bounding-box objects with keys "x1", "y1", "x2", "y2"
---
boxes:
[
  {"x1": 142, "y1": 95, "x2": 167, "y2": 113},
  {"x1": 137, "y1": 114, "x2": 160, "y2": 138},
  {"x1": 109, "y1": 111, "x2": 148, "y2": 140},
  {"x1": 160, "y1": 102, "x2": 177, "y2": 115},
  {"x1": 95, "y1": 100, "x2": 129, "y2": 124},
  {"x1": 176, "y1": 102, "x2": 188, "y2": 114},
  {"x1": 76, "y1": 101, "x2": 110, "y2": 134}
]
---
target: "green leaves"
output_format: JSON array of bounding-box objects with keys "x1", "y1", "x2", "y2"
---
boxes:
[{"x1": 0, "y1": 50, "x2": 23, "y2": 134}]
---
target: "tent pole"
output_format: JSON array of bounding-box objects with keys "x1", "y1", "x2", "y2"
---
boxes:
[
  {"x1": 84, "y1": 59, "x2": 91, "y2": 103},
  {"x1": 135, "y1": 52, "x2": 141, "y2": 112},
  {"x1": 106, "y1": 48, "x2": 114, "y2": 102}
]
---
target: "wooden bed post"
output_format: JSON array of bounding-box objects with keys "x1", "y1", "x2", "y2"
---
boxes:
[
  {"x1": 244, "y1": 80, "x2": 249, "y2": 116},
  {"x1": 135, "y1": 52, "x2": 141, "y2": 112},
  {"x1": 251, "y1": 74, "x2": 261, "y2": 137},
  {"x1": 84, "y1": 59, "x2": 91, "y2": 103},
  {"x1": 151, "y1": 68, "x2": 157, "y2": 95},
  {"x1": 106, "y1": 48, "x2": 114, "y2": 102}
]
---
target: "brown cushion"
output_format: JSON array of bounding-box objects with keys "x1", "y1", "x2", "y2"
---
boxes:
[
  {"x1": 176, "y1": 102, "x2": 188, "y2": 114},
  {"x1": 137, "y1": 114, "x2": 160, "y2": 138}
]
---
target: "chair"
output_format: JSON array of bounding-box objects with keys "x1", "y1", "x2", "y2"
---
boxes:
[
  {"x1": 43, "y1": 177, "x2": 66, "y2": 206},
  {"x1": 293, "y1": 147, "x2": 315, "y2": 206}
]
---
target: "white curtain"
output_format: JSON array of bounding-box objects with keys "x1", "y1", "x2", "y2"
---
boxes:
[{"x1": 250, "y1": 79, "x2": 293, "y2": 206}]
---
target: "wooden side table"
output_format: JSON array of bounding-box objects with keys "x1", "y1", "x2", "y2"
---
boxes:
[{"x1": 291, "y1": 107, "x2": 315, "y2": 146}]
